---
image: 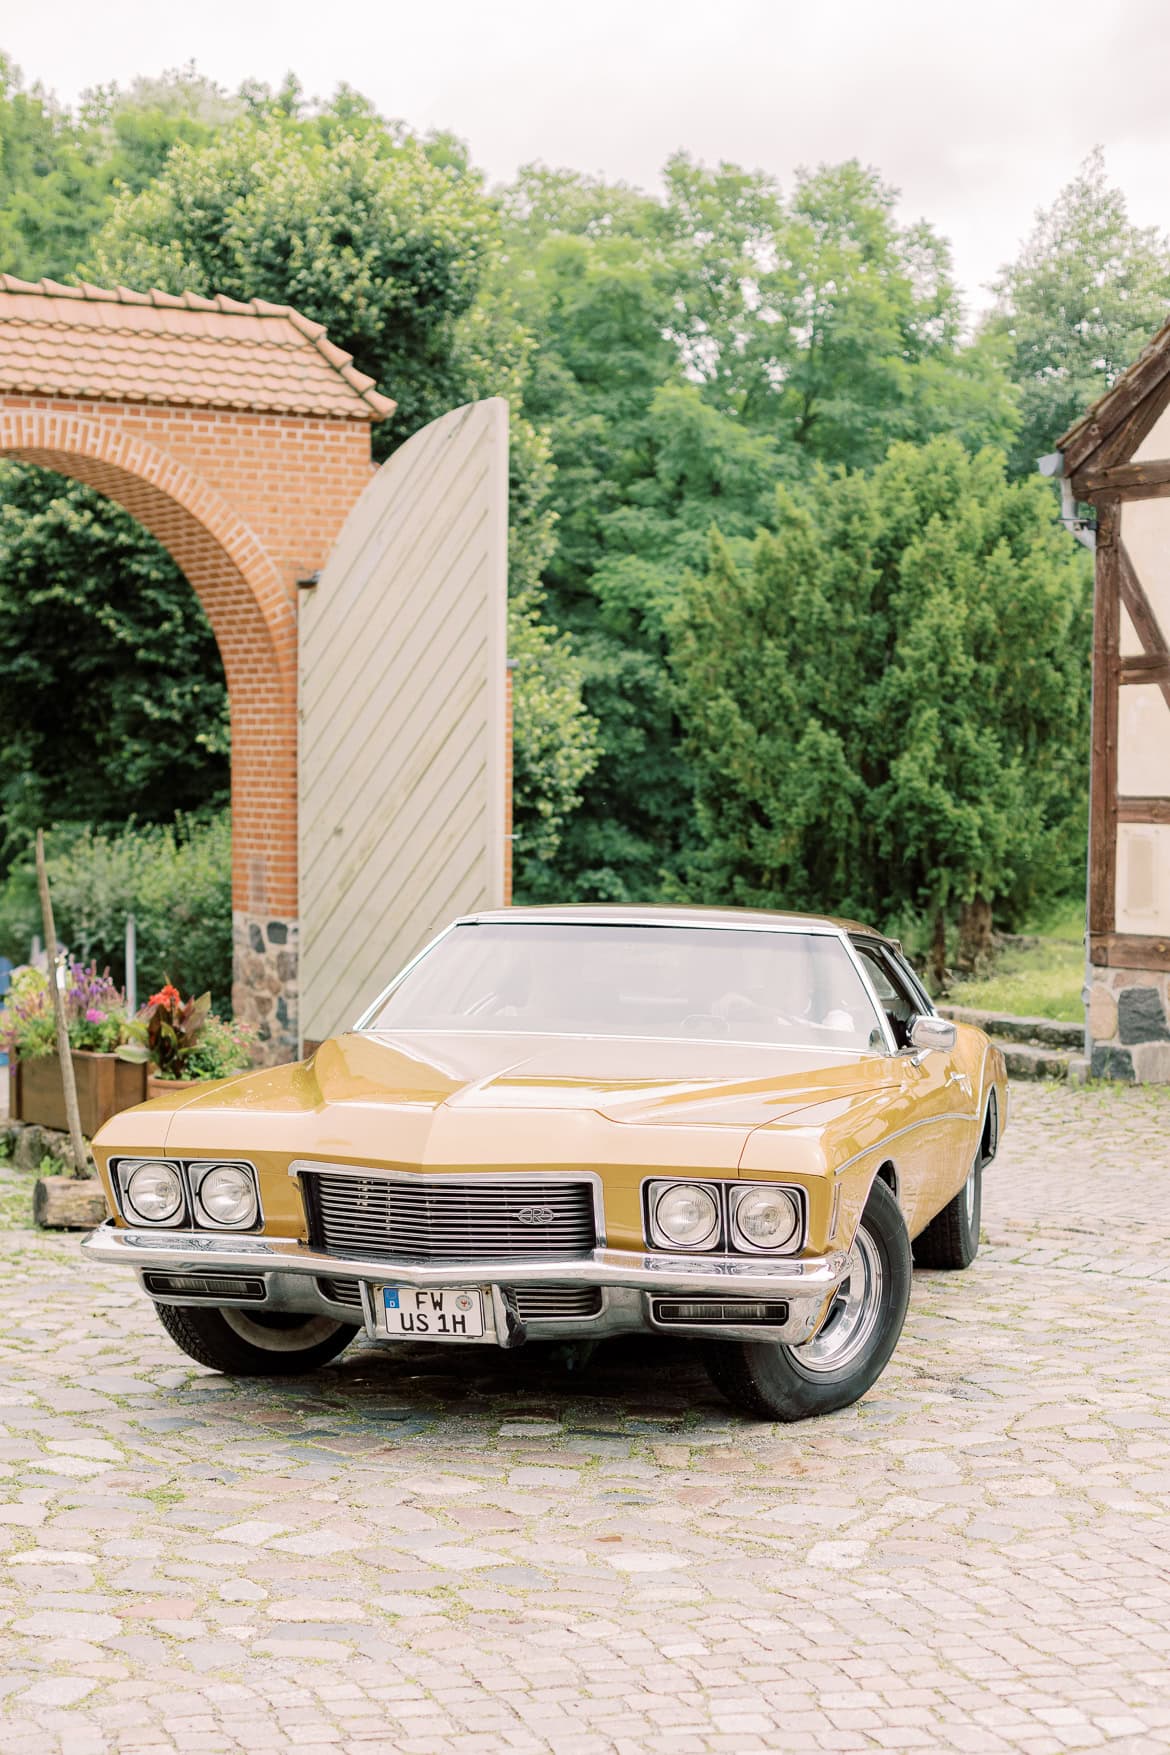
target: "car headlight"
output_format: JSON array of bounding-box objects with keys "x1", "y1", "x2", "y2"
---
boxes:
[
  {"x1": 122, "y1": 1160, "x2": 184, "y2": 1225},
  {"x1": 649, "y1": 1181, "x2": 720, "y2": 1250},
  {"x1": 193, "y1": 1163, "x2": 258, "y2": 1229},
  {"x1": 729, "y1": 1184, "x2": 802, "y2": 1253}
]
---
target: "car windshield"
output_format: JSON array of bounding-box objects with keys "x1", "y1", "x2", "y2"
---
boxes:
[{"x1": 364, "y1": 922, "x2": 886, "y2": 1051}]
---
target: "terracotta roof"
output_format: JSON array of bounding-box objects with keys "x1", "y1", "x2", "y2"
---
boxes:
[
  {"x1": 0, "y1": 275, "x2": 395, "y2": 421},
  {"x1": 1058, "y1": 310, "x2": 1170, "y2": 474}
]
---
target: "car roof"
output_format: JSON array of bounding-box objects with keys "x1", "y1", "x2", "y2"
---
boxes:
[{"x1": 458, "y1": 903, "x2": 890, "y2": 941}]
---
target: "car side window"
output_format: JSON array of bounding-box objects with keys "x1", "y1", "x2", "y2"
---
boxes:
[
  {"x1": 851, "y1": 941, "x2": 919, "y2": 1050},
  {"x1": 887, "y1": 945, "x2": 934, "y2": 1018}
]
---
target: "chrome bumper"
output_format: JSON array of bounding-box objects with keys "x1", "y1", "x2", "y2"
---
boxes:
[{"x1": 81, "y1": 1221, "x2": 850, "y2": 1346}]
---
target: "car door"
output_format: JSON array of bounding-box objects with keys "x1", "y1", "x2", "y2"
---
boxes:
[{"x1": 849, "y1": 938, "x2": 972, "y2": 1237}]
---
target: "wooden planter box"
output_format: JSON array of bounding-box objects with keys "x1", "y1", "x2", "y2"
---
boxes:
[
  {"x1": 146, "y1": 1073, "x2": 203, "y2": 1101},
  {"x1": 12, "y1": 1052, "x2": 147, "y2": 1136}
]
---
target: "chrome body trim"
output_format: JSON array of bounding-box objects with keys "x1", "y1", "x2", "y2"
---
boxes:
[
  {"x1": 81, "y1": 1221, "x2": 848, "y2": 1346},
  {"x1": 840, "y1": 934, "x2": 900, "y2": 1056},
  {"x1": 829, "y1": 1111, "x2": 980, "y2": 1187}
]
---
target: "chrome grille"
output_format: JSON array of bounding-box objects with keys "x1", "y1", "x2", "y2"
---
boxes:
[
  {"x1": 303, "y1": 1173, "x2": 598, "y2": 1264},
  {"x1": 317, "y1": 1279, "x2": 602, "y2": 1321},
  {"x1": 513, "y1": 1285, "x2": 602, "y2": 1321},
  {"x1": 317, "y1": 1277, "x2": 363, "y2": 1309}
]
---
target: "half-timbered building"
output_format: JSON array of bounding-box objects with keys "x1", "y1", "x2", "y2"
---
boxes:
[{"x1": 1057, "y1": 322, "x2": 1170, "y2": 1081}]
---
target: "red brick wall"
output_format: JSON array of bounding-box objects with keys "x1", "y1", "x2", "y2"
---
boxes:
[{"x1": 0, "y1": 396, "x2": 373, "y2": 921}]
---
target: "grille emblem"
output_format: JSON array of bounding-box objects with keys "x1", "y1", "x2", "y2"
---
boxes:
[{"x1": 515, "y1": 1204, "x2": 556, "y2": 1226}]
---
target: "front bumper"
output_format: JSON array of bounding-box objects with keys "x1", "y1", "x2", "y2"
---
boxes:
[{"x1": 81, "y1": 1222, "x2": 851, "y2": 1346}]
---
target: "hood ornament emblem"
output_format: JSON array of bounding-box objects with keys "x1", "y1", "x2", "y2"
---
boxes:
[{"x1": 515, "y1": 1205, "x2": 555, "y2": 1226}]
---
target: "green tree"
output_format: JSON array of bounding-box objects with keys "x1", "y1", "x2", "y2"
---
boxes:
[
  {"x1": 659, "y1": 155, "x2": 1018, "y2": 466},
  {"x1": 499, "y1": 158, "x2": 1019, "y2": 902},
  {"x1": 0, "y1": 55, "x2": 108, "y2": 279},
  {"x1": 0, "y1": 464, "x2": 229, "y2": 859},
  {"x1": 986, "y1": 148, "x2": 1170, "y2": 475},
  {"x1": 667, "y1": 438, "x2": 1092, "y2": 976},
  {"x1": 89, "y1": 107, "x2": 597, "y2": 885},
  {"x1": 80, "y1": 66, "x2": 242, "y2": 197},
  {"x1": 90, "y1": 112, "x2": 498, "y2": 450},
  {"x1": 0, "y1": 57, "x2": 244, "y2": 283}
]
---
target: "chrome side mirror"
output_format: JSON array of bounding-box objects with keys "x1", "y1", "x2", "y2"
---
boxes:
[{"x1": 909, "y1": 1014, "x2": 957, "y2": 1055}]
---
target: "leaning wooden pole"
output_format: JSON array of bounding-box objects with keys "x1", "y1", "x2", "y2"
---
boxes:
[{"x1": 35, "y1": 830, "x2": 88, "y2": 1175}]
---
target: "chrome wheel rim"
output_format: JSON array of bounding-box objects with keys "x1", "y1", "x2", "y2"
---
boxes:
[
  {"x1": 964, "y1": 1160, "x2": 978, "y2": 1225},
  {"x1": 789, "y1": 1226, "x2": 884, "y2": 1377}
]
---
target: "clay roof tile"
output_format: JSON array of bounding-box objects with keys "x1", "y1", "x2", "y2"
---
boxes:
[{"x1": 0, "y1": 277, "x2": 395, "y2": 420}]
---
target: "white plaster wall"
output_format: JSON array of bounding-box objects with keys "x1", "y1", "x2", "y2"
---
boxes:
[
  {"x1": 1117, "y1": 686, "x2": 1170, "y2": 796},
  {"x1": 1121, "y1": 497, "x2": 1170, "y2": 648},
  {"x1": 1132, "y1": 402, "x2": 1170, "y2": 462},
  {"x1": 1116, "y1": 823, "x2": 1170, "y2": 934}
]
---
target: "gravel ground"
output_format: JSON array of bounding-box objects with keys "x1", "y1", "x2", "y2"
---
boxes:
[{"x1": 1, "y1": 1079, "x2": 1169, "y2": 1754}]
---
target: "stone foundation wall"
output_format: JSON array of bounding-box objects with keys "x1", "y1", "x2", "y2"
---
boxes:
[
  {"x1": 1087, "y1": 970, "x2": 1170, "y2": 1083},
  {"x1": 232, "y1": 912, "x2": 299, "y2": 1066}
]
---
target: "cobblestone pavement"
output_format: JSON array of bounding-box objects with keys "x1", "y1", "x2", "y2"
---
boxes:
[{"x1": 2, "y1": 1082, "x2": 1170, "y2": 1755}]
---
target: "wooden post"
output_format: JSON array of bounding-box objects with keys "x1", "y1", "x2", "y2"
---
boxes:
[
  {"x1": 34, "y1": 830, "x2": 89, "y2": 1177},
  {"x1": 125, "y1": 913, "x2": 137, "y2": 1015}
]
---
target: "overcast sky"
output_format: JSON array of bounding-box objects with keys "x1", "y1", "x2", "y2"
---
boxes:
[{"x1": 5, "y1": 0, "x2": 1165, "y2": 316}]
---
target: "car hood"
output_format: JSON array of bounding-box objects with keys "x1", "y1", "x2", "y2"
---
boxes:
[{"x1": 134, "y1": 1030, "x2": 901, "y2": 1171}]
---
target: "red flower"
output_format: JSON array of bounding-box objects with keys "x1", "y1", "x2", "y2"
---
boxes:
[{"x1": 148, "y1": 983, "x2": 182, "y2": 1011}]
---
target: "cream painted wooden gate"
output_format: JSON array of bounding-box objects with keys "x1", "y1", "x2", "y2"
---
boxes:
[{"x1": 298, "y1": 398, "x2": 508, "y2": 1048}]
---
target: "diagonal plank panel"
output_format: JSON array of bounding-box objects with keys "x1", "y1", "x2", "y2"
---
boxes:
[{"x1": 298, "y1": 399, "x2": 508, "y2": 1046}]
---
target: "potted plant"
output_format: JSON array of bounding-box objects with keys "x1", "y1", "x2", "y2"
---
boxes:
[
  {"x1": 119, "y1": 983, "x2": 254, "y2": 1095},
  {"x1": 2, "y1": 963, "x2": 146, "y2": 1135}
]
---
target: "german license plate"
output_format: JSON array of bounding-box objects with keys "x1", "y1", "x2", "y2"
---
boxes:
[{"x1": 380, "y1": 1286, "x2": 485, "y2": 1340}]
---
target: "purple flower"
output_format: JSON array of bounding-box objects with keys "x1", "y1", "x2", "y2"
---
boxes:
[{"x1": 85, "y1": 1008, "x2": 107, "y2": 1023}]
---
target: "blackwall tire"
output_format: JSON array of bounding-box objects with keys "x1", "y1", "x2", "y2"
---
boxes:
[
  {"x1": 155, "y1": 1303, "x2": 359, "y2": 1375},
  {"x1": 705, "y1": 1179, "x2": 912, "y2": 1422},
  {"x1": 912, "y1": 1092, "x2": 996, "y2": 1273},
  {"x1": 911, "y1": 1150, "x2": 982, "y2": 1270}
]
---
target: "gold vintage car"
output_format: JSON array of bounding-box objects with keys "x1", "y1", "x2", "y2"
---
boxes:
[{"x1": 84, "y1": 907, "x2": 1007, "y2": 1421}]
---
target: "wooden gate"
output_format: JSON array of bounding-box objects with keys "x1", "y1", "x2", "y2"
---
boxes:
[{"x1": 298, "y1": 398, "x2": 508, "y2": 1049}]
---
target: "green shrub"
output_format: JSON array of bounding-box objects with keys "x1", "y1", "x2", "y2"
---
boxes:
[{"x1": 0, "y1": 813, "x2": 233, "y2": 1014}]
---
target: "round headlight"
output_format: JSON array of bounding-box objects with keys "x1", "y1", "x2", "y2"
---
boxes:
[
  {"x1": 123, "y1": 1160, "x2": 183, "y2": 1225},
  {"x1": 653, "y1": 1182, "x2": 720, "y2": 1250},
  {"x1": 196, "y1": 1164, "x2": 257, "y2": 1229},
  {"x1": 730, "y1": 1185, "x2": 801, "y2": 1252}
]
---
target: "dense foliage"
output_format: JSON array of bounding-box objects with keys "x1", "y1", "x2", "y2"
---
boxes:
[
  {"x1": 0, "y1": 814, "x2": 233, "y2": 1011},
  {"x1": 667, "y1": 440, "x2": 1093, "y2": 970},
  {"x1": 90, "y1": 110, "x2": 498, "y2": 450},
  {"x1": 0, "y1": 464, "x2": 229, "y2": 860},
  {"x1": 0, "y1": 50, "x2": 1156, "y2": 975}
]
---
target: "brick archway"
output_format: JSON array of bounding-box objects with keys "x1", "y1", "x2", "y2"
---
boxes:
[{"x1": 0, "y1": 278, "x2": 394, "y2": 1059}]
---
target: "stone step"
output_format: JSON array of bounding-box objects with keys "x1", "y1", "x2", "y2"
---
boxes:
[
  {"x1": 938, "y1": 1003, "x2": 1083, "y2": 1050},
  {"x1": 1001, "y1": 1042, "x2": 1089, "y2": 1083}
]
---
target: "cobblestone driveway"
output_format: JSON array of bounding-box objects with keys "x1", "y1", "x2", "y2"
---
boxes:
[{"x1": 2, "y1": 1082, "x2": 1169, "y2": 1755}]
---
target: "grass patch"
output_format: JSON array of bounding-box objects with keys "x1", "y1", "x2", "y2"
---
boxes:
[
  {"x1": 946, "y1": 903, "x2": 1085, "y2": 1022},
  {"x1": 0, "y1": 1167, "x2": 35, "y2": 1230}
]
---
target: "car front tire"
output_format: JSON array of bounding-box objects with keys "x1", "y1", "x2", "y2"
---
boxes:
[
  {"x1": 705, "y1": 1178, "x2": 912, "y2": 1422},
  {"x1": 155, "y1": 1303, "x2": 359, "y2": 1375}
]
